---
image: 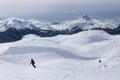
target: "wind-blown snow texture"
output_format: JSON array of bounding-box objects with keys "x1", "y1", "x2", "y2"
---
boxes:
[
  {"x1": 0, "y1": 16, "x2": 120, "y2": 42},
  {"x1": 0, "y1": 30, "x2": 120, "y2": 80}
]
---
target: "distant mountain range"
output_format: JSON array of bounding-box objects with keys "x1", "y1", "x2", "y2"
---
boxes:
[{"x1": 0, "y1": 16, "x2": 120, "y2": 43}]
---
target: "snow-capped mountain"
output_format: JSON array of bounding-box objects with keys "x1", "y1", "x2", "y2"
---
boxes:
[
  {"x1": 0, "y1": 16, "x2": 120, "y2": 43},
  {"x1": 0, "y1": 17, "x2": 60, "y2": 43}
]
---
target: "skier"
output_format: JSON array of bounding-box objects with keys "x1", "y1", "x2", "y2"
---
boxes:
[{"x1": 30, "y1": 59, "x2": 36, "y2": 68}]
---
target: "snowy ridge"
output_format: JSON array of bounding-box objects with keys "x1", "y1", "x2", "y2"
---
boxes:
[
  {"x1": 0, "y1": 17, "x2": 120, "y2": 32},
  {"x1": 58, "y1": 17, "x2": 120, "y2": 31},
  {"x1": 0, "y1": 17, "x2": 52, "y2": 32}
]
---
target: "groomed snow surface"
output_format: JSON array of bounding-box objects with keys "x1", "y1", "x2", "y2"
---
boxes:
[{"x1": 0, "y1": 30, "x2": 120, "y2": 80}]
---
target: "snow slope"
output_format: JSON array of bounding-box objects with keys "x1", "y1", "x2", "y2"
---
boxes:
[{"x1": 0, "y1": 30, "x2": 120, "y2": 80}]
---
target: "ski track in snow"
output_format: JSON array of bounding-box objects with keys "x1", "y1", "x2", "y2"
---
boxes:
[{"x1": 0, "y1": 30, "x2": 120, "y2": 80}]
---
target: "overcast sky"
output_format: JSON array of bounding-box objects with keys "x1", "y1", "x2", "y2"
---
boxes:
[{"x1": 0, "y1": 0, "x2": 120, "y2": 22}]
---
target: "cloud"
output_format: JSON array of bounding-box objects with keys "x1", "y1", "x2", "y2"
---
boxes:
[
  {"x1": 0, "y1": 0, "x2": 57, "y2": 16},
  {"x1": 64, "y1": 10, "x2": 77, "y2": 14},
  {"x1": 0, "y1": 0, "x2": 119, "y2": 20}
]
